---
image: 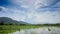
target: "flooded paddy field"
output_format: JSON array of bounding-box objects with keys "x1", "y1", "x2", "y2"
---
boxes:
[{"x1": 9, "y1": 26, "x2": 60, "y2": 34}]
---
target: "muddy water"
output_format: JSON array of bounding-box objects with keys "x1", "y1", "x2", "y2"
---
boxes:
[{"x1": 9, "y1": 27, "x2": 60, "y2": 34}]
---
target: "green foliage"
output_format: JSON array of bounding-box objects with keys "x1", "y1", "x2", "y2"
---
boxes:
[
  {"x1": 0, "y1": 25, "x2": 41, "y2": 34},
  {"x1": 0, "y1": 21, "x2": 4, "y2": 25},
  {"x1": 0, "y1": 24, "x2": 60, "y2": 34}
]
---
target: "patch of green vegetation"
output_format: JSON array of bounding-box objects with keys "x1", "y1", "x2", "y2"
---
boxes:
[
  {"x1": 0, "y1": 25, "x2": 41, "y2": 34},
  {"x1": 0, "y1": 24, "x2": 60, "y2": 34}
]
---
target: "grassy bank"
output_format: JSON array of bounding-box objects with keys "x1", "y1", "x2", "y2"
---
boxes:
[
  {"x1": 0, "y1": 24, "x2": 60, "y2": 34},
  {"x1": 0, "y1": 25, "x2": 41, "y2": 34}
]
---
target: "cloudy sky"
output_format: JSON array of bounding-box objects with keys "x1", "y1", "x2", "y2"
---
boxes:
[{"x1": 0, "y1": 0, "x2": 60, "y2": 24}]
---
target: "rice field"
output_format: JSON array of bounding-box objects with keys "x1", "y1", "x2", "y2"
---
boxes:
[{"x1": 0, "y1": 25, "x2": 60, "y2": 34}]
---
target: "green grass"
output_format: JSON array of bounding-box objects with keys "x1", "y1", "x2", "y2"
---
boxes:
[
  {"x1": 0, "y1": 25, "x2": 41, "y2": 34},
  {"x1": 0, "y1": 25, "x2": 60, "y2": 34}
]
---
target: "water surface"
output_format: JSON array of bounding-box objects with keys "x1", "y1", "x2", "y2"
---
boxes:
[{"x1": 9, "y1": 27, "x2": 60, "y2": 34}]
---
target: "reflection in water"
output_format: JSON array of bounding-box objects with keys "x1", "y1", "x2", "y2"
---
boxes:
[{"x1": 9, "y1": 27, "x2": 60, "y2": 34}]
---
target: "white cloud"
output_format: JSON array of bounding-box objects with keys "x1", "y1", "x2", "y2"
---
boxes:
[
  {"x1": 54, "y1": 2, "x2": 60, "y2": 7},
  {"x1": 9, "y1": 0, "x2": 60, "y2": 24},
  {"x1": 0, "y1": 0, "x2": 60, "y2": 24},
  {"x1": 11, "y1": 0, "x2": 58, "y2": 8},
  {"x1": 7, "y1": 8, "x2": 27, "y2": 21},
  {"x1": 25, "y1": 11, "x2": 60, "y2": 24},
  {"x1": 0, "y1": 6, "x2": 8, "y2": 12},
  {"x1": 0, "y1": 6, "x2": 27, "y2": 21}
]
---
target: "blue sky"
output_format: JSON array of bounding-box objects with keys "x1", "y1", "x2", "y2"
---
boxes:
[{"x1": 0, "y1": 0, "x2": 60, "y2": 24}]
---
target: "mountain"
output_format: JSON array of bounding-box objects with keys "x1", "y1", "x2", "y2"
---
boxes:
[{"x1": 0, "y1": 17, "x2": 28, "y2": 25}]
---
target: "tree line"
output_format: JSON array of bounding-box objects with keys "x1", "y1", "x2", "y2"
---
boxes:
[{"x1": 0, "y1": 21, "x2": 26, "y2": 25}]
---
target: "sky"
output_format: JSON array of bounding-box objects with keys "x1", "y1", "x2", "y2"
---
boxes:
[{"x1": 0, "y1": 0, "x2": 60, "y2": 24}]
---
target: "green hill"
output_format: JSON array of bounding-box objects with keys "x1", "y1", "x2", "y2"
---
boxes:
[{"x1": 0, "y1": 17, "x2": 28, "y2": 25}]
